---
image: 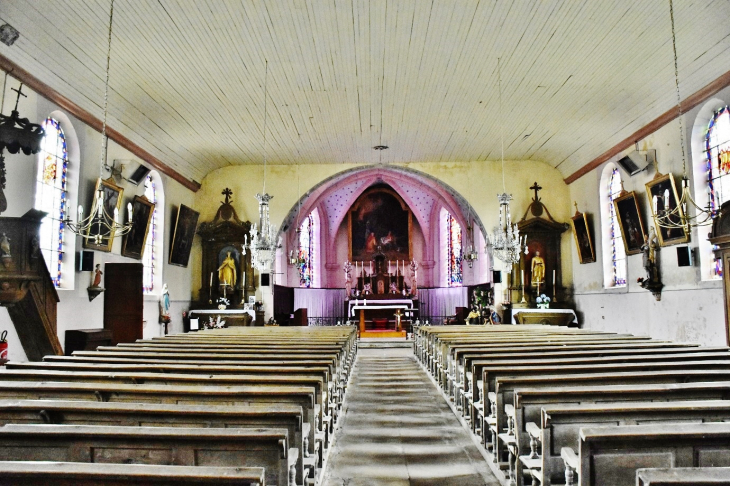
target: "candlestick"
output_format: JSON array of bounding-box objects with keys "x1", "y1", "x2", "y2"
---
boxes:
[
  {"x1": 521, "y1": 269, "x2": 524, "y2": 287},
  {"x1": 209, "y1": 272, "x2": 213, "y2": 287},
  {"x1": 389, "y1": 260, "x2": 391, "y2": 274}
]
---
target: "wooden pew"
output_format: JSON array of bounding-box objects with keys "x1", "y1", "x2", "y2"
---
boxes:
[
  {"x1": 636, "y1": 467, "x2": 730, "y2": 485},
  {"x1": 562, "y1": 423, "x2": 730, "y2": 486},
  {"x1": 0, "y1": 399, "x2": 308, "y2": 484},
  {"x1": 0, "y1": 424, "x2": 292, "y2": 486},
  {"x1": 533, "y1": 401, "x2": 730, "y2": 486},
  {"x1": 0, "y1": 462, "x2": 267, "y2": 486},
  {"x1": 0, "y1": 380, "x2": 321, "y2": 467}
]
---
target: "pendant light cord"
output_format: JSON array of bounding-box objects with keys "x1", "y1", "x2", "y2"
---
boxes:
[
  {"x1": 100, "y1": 0, "x2": 115, "y2": 178},
  {"x1": 669, "y1": 0, "x2": 687, "y2": 175},
  {"x1": 498, "y1": 57, "x2": 506, "y2": 193},
  {"x1": 0, "y1": 71, "x2": 8, "y2": 115},
  {"x1": 262, "y1": 59, "x2": 268, "y2": 194}
]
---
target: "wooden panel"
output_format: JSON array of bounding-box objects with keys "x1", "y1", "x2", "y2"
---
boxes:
[
  {"x1": 1, "y1": 1, "x2": 729, "y2": 181},
  {"x1": 103, "y1": 263, "x2": 143, "y2": 345}
]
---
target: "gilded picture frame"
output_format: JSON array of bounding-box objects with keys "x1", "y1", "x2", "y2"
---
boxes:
[
  {"x1": 83, "y1": 177, "x2": 124, "y2": 253},
  {"x1": 169, "y1": 204, "x2": 200, "y2": 267},
  {"x1": 121, "y1": 195, "x2": 155, "y2": 260},
  {"x1": 645, "y1": 172, "x2": 689, "y2": 246},
  {"x1": 613, "y1": 191, "x2": 646, "y2": 255},
  {"x1": 571, "y1": 210, "x2": 595, "y2": 264}
]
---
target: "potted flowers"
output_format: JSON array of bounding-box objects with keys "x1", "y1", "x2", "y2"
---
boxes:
[{"x1": 536, "y1": 294, "x2": 551, "y2": 309}]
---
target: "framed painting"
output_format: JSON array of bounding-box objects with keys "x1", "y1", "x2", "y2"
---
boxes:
[
  {"x1": 645, "y1": 172, "x2": 689, "y2": 246},
  {"x1": 121, "y1": 195, "x2": 155, "y2": 259},
  {"x1": 571, "y1": 210, "x2": 595, "y2": 264},
  {"x1": 348, "y1": 187, "x2": 411, "y2": 262},
  {"x1": 83, "y1": 177, "x2": 124, "y2": 252},
  {"x1": 169, "y1": 204, "x2": 200, "y2": 267},
  {"x1": 613, "y1": 191, "x2": 646, "y2": 255}
]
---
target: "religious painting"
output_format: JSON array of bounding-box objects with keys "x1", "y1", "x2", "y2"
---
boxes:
[
  {"x1": 121, "y1": 195, "x2": 155, "y2": 259},
  {"x1": 83, "y1": 177, "x2": 124, "y2": 253},
  {"x1": 571, "y1": 210, "x2": 595, "y2": 264},
  {"x1": 613, "y1": 191, "x2": 646, "y2": 255},
  {"x1": 169, "y1": 204, "x2": 200, "y2": 267},
  {"x1": 645, "y1": 173, "x2": 689, "y2": 246},
  {"x1": 349, "y1": 186, "x2": 411, "y2": 262}
]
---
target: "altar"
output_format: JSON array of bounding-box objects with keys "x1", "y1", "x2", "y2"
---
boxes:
[{"x1": 348, "y1": 298, "x2": 417, "y2": 337}]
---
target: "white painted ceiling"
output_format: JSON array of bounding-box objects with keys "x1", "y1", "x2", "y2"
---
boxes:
[{"x1": 1, "y1": 0, "x2": 729, "y2": 185}]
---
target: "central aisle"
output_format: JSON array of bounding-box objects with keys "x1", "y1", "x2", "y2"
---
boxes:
[{"x1": 322, "y1": 347, "x2": 500, "y2": 486}]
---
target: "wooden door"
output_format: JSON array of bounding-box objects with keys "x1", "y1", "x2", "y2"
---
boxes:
[{"x1": 103, "y1": 263, "x2": 143, "y2": 345}]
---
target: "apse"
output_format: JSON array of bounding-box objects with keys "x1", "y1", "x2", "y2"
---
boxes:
[{"x1": 279, "y1": 166, "x2": 490, "y2": 289}]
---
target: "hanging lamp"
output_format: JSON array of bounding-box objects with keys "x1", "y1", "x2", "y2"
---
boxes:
[
  {"x1": 489, "y1": 58, "x2": 528, "y2": 265},
  {"x1": 63, "y1": 0, "x2": 133, "y2": 244},
  {"x1": 245, "y1": 60, "x2": 281, "y2": 271},
  {"x1": 653, "y1": 0, "x2": 717, "y2": 232}
]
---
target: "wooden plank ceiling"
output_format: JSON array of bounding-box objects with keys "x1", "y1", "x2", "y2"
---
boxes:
[{"x1": 0, "y1": 0, "x2": 728, "y2": 184}]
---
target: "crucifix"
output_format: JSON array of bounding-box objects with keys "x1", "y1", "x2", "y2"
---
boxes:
[
  {"x1": 221, "y1": 187, "x2": 233, "y2": 205},
  {"x1": 530, "y1": 181, "x2": 542, "y2": 202},
  {"x1": 11, "y1": 84, "x2": 27, "y2": 111}
]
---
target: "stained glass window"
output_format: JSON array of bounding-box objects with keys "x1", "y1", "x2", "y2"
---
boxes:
[
  {"x1": 142, "y1": 175, "x2": 157, "y2": 293},
  {"x1": 706, "y1": 106, "x2": 730, "y2": 278},
  {"x1": 447, "y1": 213, "x2": 463, "y2": 286},
  {"x1": 608, "y1": 168, "x2": 627, "y2": 286},
  {"x1": 298, "y1": 214, "x2": 314, "y2": 288},
  {"x1": 35, "y1": 118, "x2": 68, "y2": 287}
]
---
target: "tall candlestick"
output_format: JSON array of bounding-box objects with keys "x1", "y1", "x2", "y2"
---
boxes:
[
  {"x1": 521, "y1": 269, "x2": 524, "y2": 287},
  {"x1": 389, "y1": 260, "x2": 391, "y2": 274},
  {"x1": 370, "y1": 261, "x2": 373, "y2": 274},
  {"x1": 553, "y1": 269, "x2": 556, "y2": 285},
  {"x1": 209, "y1": 272, "x2": 213, "y2": 287}
]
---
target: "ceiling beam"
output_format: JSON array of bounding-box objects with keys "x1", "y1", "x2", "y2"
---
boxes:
[
  {"x1": 565, "y1": 68, "x2": 730, "y2": 185},
  {"x1": 0, "y1": 53, "x2": 201, "y2": 192}
]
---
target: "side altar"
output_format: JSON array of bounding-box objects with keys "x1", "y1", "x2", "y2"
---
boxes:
[{"x1": 344, "y1": 251, "x2": 418, "y2": 338}]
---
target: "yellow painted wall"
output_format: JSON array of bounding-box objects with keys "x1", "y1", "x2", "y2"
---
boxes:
[{"x1": 192, "y1": 160, "x2": 573, "y2": 301}]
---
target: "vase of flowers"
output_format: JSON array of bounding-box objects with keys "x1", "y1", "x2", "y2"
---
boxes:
[
  {"x1": 536, "y1": 294, "x2": 550, "y2": 309},
  {"x1": 217, "y1": 297, "x2": 230, "y2": 310}
]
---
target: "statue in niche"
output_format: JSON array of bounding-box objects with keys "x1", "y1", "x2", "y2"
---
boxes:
[
  {"x1": 531, "y1": 250, "x2": 545, "y2": 283},
  {"x1": 218, "y1": 251, "x2": 237, "y2": 287}
]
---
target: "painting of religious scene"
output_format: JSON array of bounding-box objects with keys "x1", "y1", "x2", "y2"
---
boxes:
[
  {"x1": 614, "y1": 191, "x2": 646, "y2": 255},
  {"x1": 349, "y1": 186, "x2": 411, "y2": 262}
]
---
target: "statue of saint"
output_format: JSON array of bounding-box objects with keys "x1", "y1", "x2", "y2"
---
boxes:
[
  {"x1": 92, "y1": 264, "x2": 103, "y2": 288},
  {"x1": 218, "y1": 251, "x2": 237, "y2": 287},
  {"x1": 531, "y1": 250, "x2": 545, "y2": 283},
  {"x1": 159, "y1": 283, "x2": 171, "y2": 324},
  {"x1": 642, "y1": 227, "x2": 659, "y2": 281}
]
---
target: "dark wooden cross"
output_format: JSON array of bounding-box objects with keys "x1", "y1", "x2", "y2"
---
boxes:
[
  {"x1": 11, "y1": 83, "x2": 27, "y2": 111},
  {"x1": 530, "y1": 181, "x2": 542, "y2": 201},
  {"x1": 221, "y1": 187, "x2": 233, "y2": 205}
]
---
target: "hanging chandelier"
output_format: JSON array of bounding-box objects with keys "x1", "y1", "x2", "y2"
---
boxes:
[
  {"x1": 245, "y1": 60, "x2": 281, "y2": 271},
  {"x1": 463, "y1": 221, "x2": 479, "y2": 268},
  {"x1": 489, "y1": 58, "x2": 528, "y2": 265},
  {"x1": 288, "y1": 162, "x2": 306, "y2": 267},
  {"x1": 654, "y1": 0, "x2": 717, "y2": 231},
  {"x1": 63, "y1": 0, "x2": 133, "y2": 243}
]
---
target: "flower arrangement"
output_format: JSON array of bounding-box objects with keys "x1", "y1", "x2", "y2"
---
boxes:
[
  {"x1": 217, "y1": 296, "x2": 230, "y2": 310},
  {"x1": 536, "y1": 294, "x2": 551, "y2": 309}
]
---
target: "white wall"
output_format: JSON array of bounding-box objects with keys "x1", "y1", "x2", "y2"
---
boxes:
[
  {"x1": 568, "y1": 84, "x2": 730, "y2": 346},
  {"x1": 0, "y1": 72, "x2": 195, "y2": 360}
]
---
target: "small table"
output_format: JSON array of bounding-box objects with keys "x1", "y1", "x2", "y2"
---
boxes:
[
  {"x1": 511, "y1": 308, "x2": 578, "y2": 326},
  {"x1": 188, "y1": 309, "x2": 256, "y2": 330}
]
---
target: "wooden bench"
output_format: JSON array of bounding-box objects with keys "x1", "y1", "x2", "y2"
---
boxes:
[
  {"x1": 0, "y1": 380, "x2": 321, "y2": 468},
  {"x1": 0, "y1": 462, "x2": 267, "y2": 486},
  {"x1": 0, "y1": 399, "x2": 309, "y2": 484},
  {"x1": 636, "y1": 467, "x2": 730, "y2": 485},
  {"x1": 0, "y1": 424, "x2": 294, "y2": 486},
  {"x1": 562, "y1": 422, "x2": 730, "y2": 486},
  {"x1": 533, "y1": 401, "x2": 730, "y2": 486}
]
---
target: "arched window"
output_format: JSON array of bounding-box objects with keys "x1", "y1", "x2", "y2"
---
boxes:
[
  {"x1": 297, "y1": 208, "x2": 319, "y2": 288},
  {"x1": 142, "y1": 174, "x2": 157, "y2": 293},
  {"x1": 600, "y1": 164, "x2": 627, "y2": 288},
  {"x1": 298, "y1": 214, "x2": 314, "y2": 288},
  {"x1": 446, "y1": 211, "x2": 463, "y2": 287},
  {"x1": 706, "y1": 106, "x2": 730, "y2": 278},
  {"x1": 35, "y1": 117, "x2": 68, "y2": 287},
  {"x1": 607, "y1": 168, "x2": 627, "y2": 286}
]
